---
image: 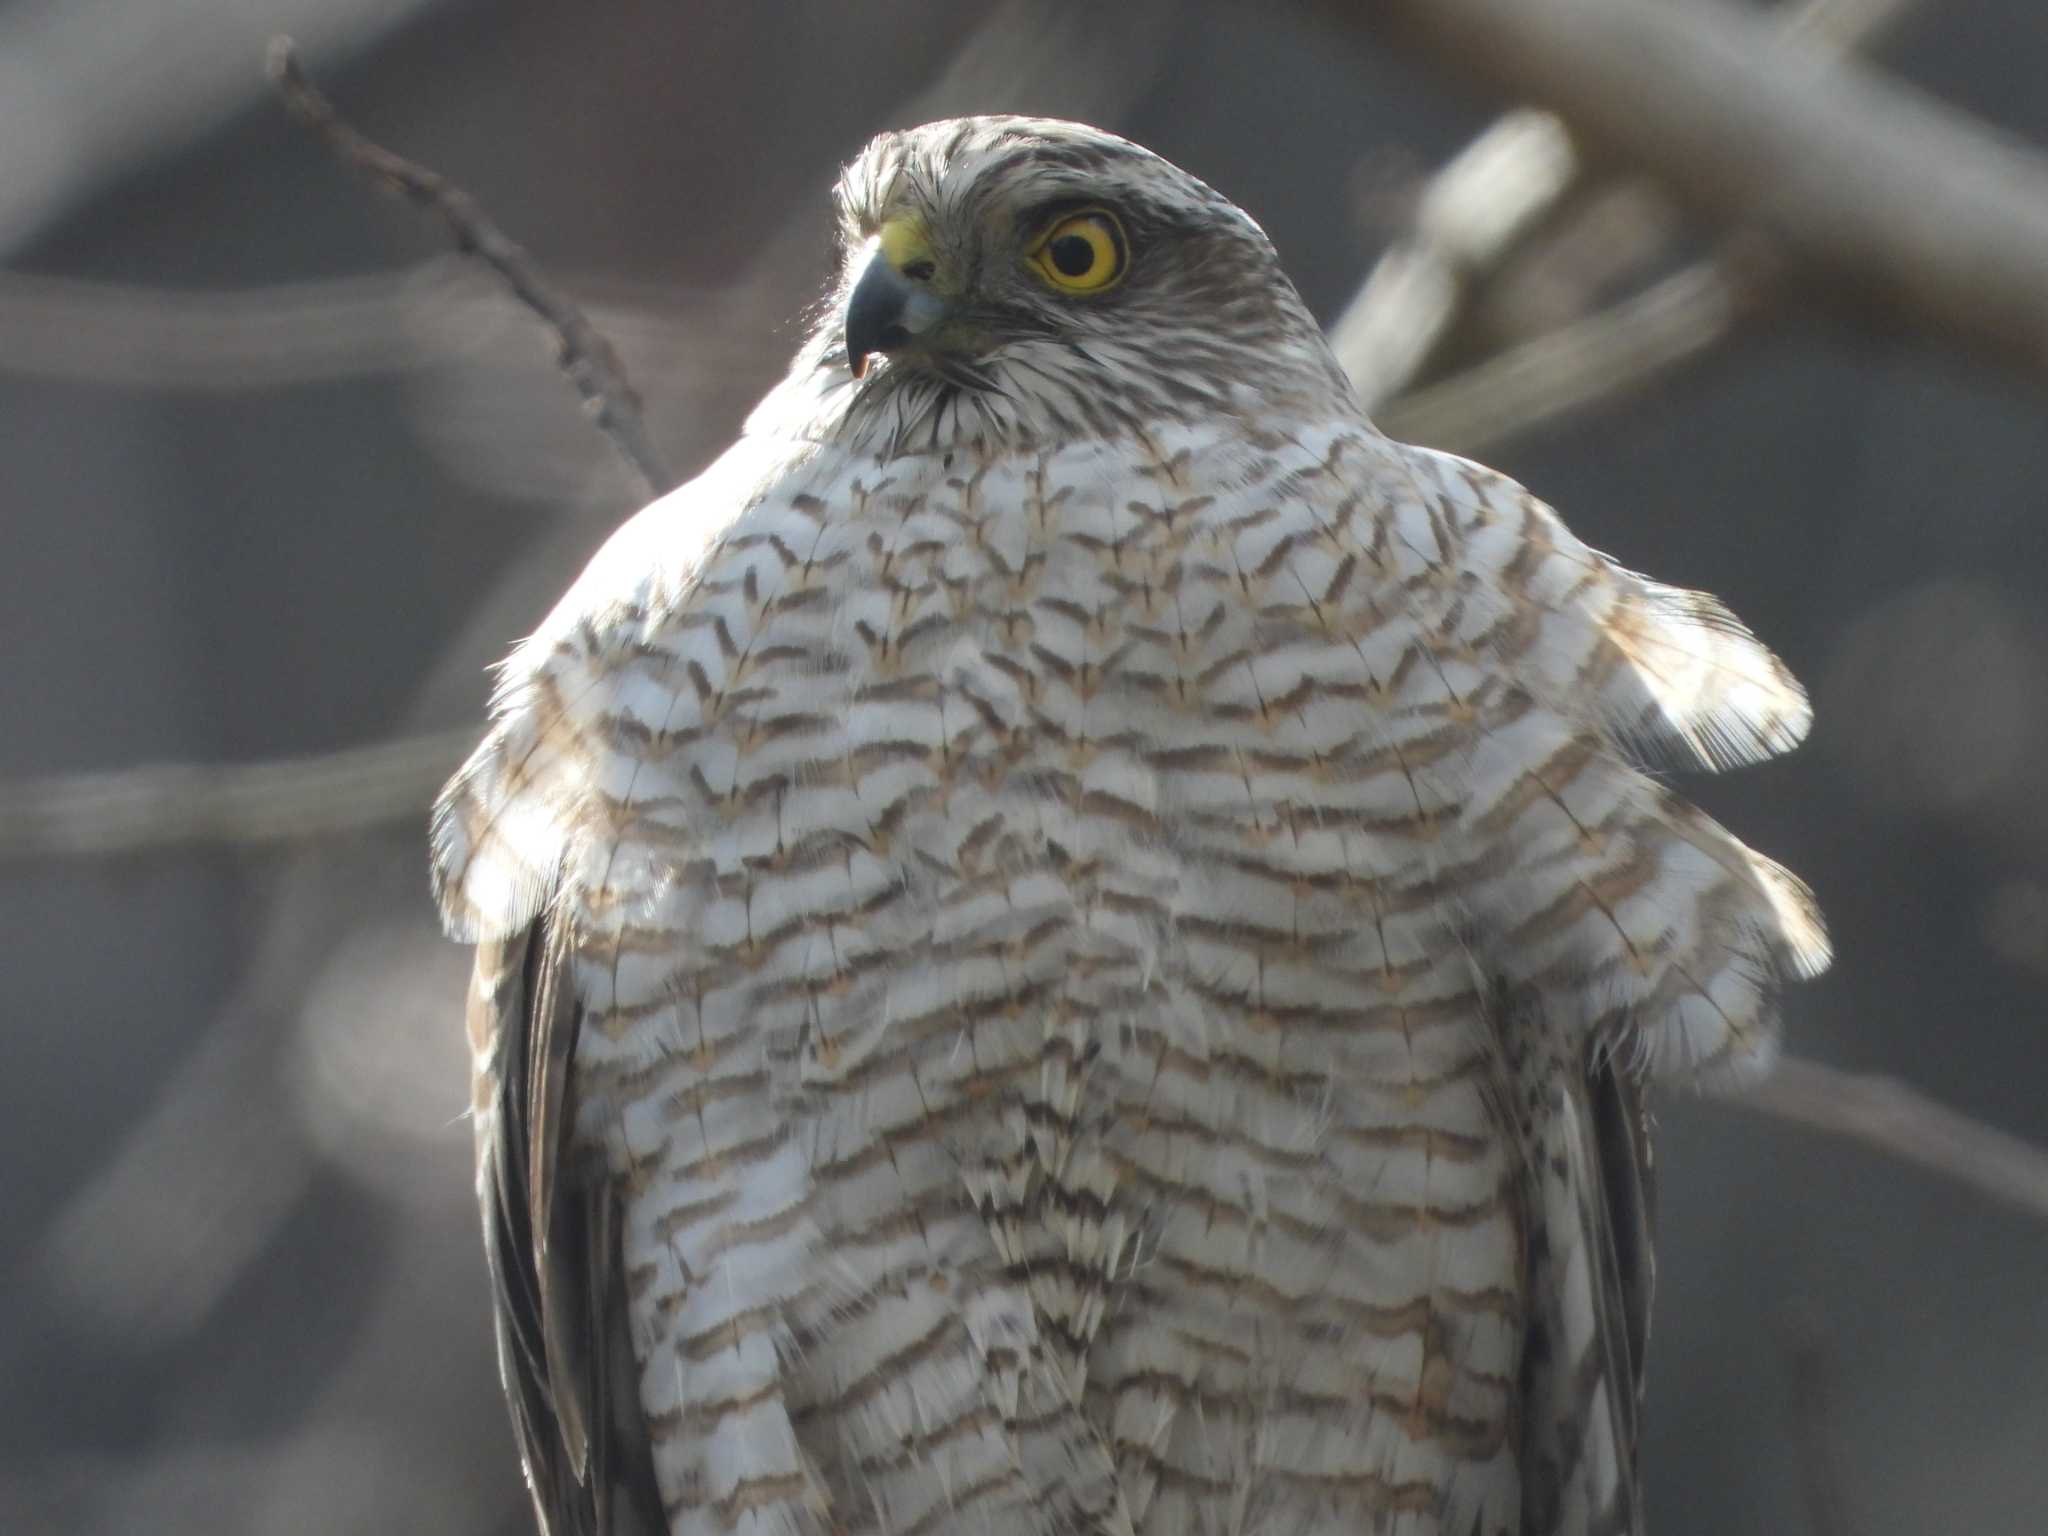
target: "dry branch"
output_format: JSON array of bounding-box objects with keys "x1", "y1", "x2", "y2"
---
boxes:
[
  {"x1": 1337, "y1": 0, "x2": 2048, "y2": 379},
  {"x1": 0, "y1": 731, "x2": 472, "y2": 860},
  {"x1": 267, "y1": 37, "x2": 671, "y2": 500},
  {"x1": 1376, "y1": 251, "x2": 1757, "y2": 456},
  {"x1": 1332, "y1": 109, "x2": 1582, "y2": 414},
  {"x1": 0, "y1": 262, "x2": 458, "y2": 389},
  {"x1": 0, "y1": 262, "x2": 751, "y2": 402},
  {"x1": 1346, "y1": 0, "x2": 1926, "y2": 436},
  {"x1": 1725, "y1": 1055, "x2": 2048, "y2": 1227},
  {"x1": 1782, "y1": 0, "x2": 1925, "y2": 49}
]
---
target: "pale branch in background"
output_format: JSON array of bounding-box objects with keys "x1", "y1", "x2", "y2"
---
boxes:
[
  {"x1": 1346, "y1": 0, "x2": 1925, "y2": 437},
  {"x1": 0, "y1": 731, "x2": 472, "y2": 859},
  {"x1": 1723, "y1": 1055, "x2": 2048, "y2": 1228},
  {"x1": 1377, "y1": 250, "x2": 1759, "y2": 457},
  {"x1": 1332, "y1": 108, "x2": 1581, "y2": 416},
  {"x1": 0, "y1": 260, "x2": 750, "y2": 392},
  {"x1": 0, "y1": 0, "x2": 443, "y2": 254},
  {"x1": 1342, "y1": 0, "x2": 2048, "y2": 380},
  {"x1": 0, "y1": 262, "x2": 459, "y2": 390},
  {"x1": 1781, "y1": 0, "x2": 1926, "y2": 51},
  {"x1": 267, "y1": 37, "x2": 671, "y2": 500}
]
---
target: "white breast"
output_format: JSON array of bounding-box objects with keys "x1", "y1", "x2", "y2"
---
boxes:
[{"x1": 436, "y1": 409, "x2": 1822, "y2": 1535}]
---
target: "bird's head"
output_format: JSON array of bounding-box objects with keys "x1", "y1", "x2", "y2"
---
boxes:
[{"x1": 802, "y1": 116, "x2": 1355, "y2": 452}]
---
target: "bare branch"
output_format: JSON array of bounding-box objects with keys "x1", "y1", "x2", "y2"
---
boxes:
[
  {"x1": 1376, "y1": 251, "x2": 1760, "y2": 456},
  {"x1": 266, "y1": 37, "x2": 670, "y2": 500},
  {"x1": 1331, "y1": 0, "x2": 2048, "y2": 381},
  {"x1": 1783, "y1": 0, "x2": 1925, "y2": 50},
  {"x1": 1724, "y1": 1054, "x2": 2048, "y2": 1227},
  {"x1": 1340, "y1": 0, "x2": 1927, "y2": 422},
  {"x1": 0, "y1": 731, "x2": 472, "y2": 861},
  {"x1": 1333, "y1": 109, "x2": 1582, "y2": 414},
  {"x1": 0, "y1": 260, "x2": 749, "y2": 396},
  {"x1": 0, "y1": 261, "x2": 456, "y2": 390}
]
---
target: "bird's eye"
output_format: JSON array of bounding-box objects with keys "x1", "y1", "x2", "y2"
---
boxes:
[{"x1": 1030, "y1": 210, "x2": 1127, "y2": 293}]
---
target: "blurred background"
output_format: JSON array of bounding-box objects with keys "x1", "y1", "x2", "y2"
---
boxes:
[{"x1": 3, "y1": 1, "x2": 2045, "y2": 1531}]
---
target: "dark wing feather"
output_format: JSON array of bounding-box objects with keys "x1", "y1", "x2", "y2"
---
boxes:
[
  {"x1": 1492, "y1": 983, "x2": 1657, "y2": 1536},
  {"x1": 472, "y1": 917, "x2": 666, "y2": 1536},
  {"x1": 1587, "y1": 1052, "x2": 1657, "y2": 1455}
]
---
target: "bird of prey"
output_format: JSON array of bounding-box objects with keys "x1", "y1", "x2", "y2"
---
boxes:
[{"x1": 432, "y1": 116, "x2": 1828, "y2": 1536}]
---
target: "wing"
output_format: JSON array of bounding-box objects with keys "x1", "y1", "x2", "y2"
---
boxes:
[
  {"x1": 1378, "y1": 440, "x2": 1816, "y2": 1529},
  {"x1": 1588, "y1": 1053, "x2": 1656, "y2": 1446},
  {"x1": 1385, "y1": 441, "x2": 1831, "y2": 1081},
  {"x1": 470, "y1": 915, "x2": 666, "y2": 1536},
  {"x1": 1507, "y1": 1011, "x2": 1658, "y2": 1536},
  {"x1": 432, "y1": 433, "x2": 797, "y2": 945}
]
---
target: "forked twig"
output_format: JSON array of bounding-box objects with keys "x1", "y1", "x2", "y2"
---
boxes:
[{"x1": 266, "y1": 36, "x2": 670, "y2": 500}]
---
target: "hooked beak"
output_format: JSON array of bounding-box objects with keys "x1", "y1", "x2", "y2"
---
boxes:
[{"x1": 844, "y1": 238, "x2": 947, "y2": 378}]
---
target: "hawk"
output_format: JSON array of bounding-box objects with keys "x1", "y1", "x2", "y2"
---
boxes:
[{"x1": 432, "y1": 117, "x2": 1828, "y2": 1536}]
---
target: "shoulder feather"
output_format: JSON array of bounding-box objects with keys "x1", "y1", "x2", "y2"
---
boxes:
[
  {"x1": 433, "y1": 435, "x2": 797, "y2": 942},
  {"x1": 1403, "y1": 444, "x2": 1812, "y2": 774},
  {"x1": 1373, "y1": 440, "x2": 1829, "y2": 1081}
]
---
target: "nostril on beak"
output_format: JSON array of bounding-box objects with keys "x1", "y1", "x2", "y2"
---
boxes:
[{"x1": 844, "y1": 245, "x2": 949, "y2": 378}]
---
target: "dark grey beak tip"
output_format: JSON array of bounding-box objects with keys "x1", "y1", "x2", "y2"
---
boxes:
[
  {"x1": 847, "y1": 322, "x2": 910, "y2": 382},
  {"x1": 845, "y1": 260, "x2": 912, "y2": 380},
  {"x1": 843, "y1": 249, "x2": 943, "y2": 380}
]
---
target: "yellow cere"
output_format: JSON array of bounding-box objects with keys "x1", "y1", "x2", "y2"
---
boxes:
[
  {"x1": 1032, "y1": 209, "x2": 1126, "y2": 293},
  {"x1": 876, "y1": 216, "x2": 934, "y2": 275}
]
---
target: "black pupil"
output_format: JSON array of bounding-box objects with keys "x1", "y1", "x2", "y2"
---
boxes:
[{"x1": 1048, "y1": 231, "x2": 1098, "y2": 278}]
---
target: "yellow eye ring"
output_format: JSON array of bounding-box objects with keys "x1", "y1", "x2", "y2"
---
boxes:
[{"x1": 1030, "y1": 209, "x2": 1127, "y2": 293}]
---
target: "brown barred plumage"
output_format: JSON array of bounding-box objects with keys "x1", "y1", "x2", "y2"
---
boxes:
[{"x1": 433, "y1": 117, "x2": 1826, "y2": 1536}]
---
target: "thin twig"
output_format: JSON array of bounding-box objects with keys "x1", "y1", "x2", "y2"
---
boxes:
[
  {"x1": 0, "y1": 261, "x2": 458, "y2": 389},
  {"x1": 266, "y1": 37, "x2": 670, "y2": 500},
  {"x1": 0, "y1": 0, "x2": 441, "y2": 254},
  {"x1": 0, "y1": 260, "x2": 744, "y2": 392},
  {"x1": 0, "y1": 731, "x2": 473, "y2": 860},
  {"x1": 1724, "y1": 1054, "x2": 2048, "y2": 1227}
]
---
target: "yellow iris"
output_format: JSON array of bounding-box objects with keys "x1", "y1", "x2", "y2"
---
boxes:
[{"x1": 1031, "y1": 209, "x2": 1127, "y2": 293}]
